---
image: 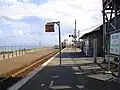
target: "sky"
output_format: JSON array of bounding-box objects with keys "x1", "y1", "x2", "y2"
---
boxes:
[{"x1": 0, "y1": 0, "x2": 102, "y2": 46}]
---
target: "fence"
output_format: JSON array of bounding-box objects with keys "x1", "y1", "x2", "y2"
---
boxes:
[
  {"x1": 0, "y1": 45, "x2": 40, "y2": 60},
  {"x1": 1, "y1": 49, "x2": 26, "y2": 60}
]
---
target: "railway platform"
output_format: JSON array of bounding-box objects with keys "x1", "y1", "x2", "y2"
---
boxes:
[{"x1": 8, "y1": 48, "x2": 120, "y2": 90}]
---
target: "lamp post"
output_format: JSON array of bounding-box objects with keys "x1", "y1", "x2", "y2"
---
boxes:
[{"x1": 45, "y1": 21, "x2": 62, "y2": 66}]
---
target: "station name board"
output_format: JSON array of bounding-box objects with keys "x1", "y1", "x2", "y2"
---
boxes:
[
  {"x1": 110, "y1": 32, "x2": 120, "y2": 55},
  {"x1": 45, "y1": 23, "x2": 54, "y2": 32}
]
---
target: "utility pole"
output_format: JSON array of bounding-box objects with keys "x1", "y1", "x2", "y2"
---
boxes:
[
  {"x1": 39, "y1": 42, "x2": 41, "y2": 48},
  {"x1": 78, "y1": 30, "x2": 80, "y2": 41},
  {"x1": 74, "y1": 20, "x2": 77, "y2": 51}
]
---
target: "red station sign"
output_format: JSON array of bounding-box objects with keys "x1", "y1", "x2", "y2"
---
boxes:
[{"x1": 45, "y1": 23, "x2": 55, "y2": 32}]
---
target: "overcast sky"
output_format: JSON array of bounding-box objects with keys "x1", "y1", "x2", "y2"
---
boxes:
[{"x1": 0, "y1": 0, "x2": 102, "y2": 46}]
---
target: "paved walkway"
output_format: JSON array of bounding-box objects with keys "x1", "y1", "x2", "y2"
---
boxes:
[{"x1": 10, "y1": 48, "x2": 120, "y2": 90}]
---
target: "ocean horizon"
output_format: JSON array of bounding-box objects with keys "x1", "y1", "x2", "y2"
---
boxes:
[{"x1": 0, "y1": 45, "x2": 53, "y2": 52}]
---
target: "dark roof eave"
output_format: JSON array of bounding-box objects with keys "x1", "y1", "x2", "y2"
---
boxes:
[{"x1": 79, "y1": 25, "x2": 102, "y2": 39}]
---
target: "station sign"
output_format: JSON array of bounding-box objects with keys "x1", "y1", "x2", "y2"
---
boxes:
[
  {"x1": 110, "y1": 32, "x2": 120, "y2": 55},
  {"x1": 45, "y1": 23, "x2": 54, "y2": 32}
]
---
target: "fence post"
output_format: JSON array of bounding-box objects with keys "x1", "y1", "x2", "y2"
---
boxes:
[
  {"x1": 3, "y1": 51, "x2": 5, "y2": 59},
  {"x1": 21, "y1": 49, "x2": 23, "y2": 55},
  {"x1": 12, "y1": 50, "x2": 14, "y2": 57},
  {"x1": 19, "y1": 49, "x2": 20, "y2": 56},
  {"x1": 24, "y1": 48, "x2": 26, "y2": 55},
  {"x1": 8, "y1": 51, "x2": 10, "y2": 59},
  {"x1": 16, "y1": 50, "x2": 17, "y2": 56}
]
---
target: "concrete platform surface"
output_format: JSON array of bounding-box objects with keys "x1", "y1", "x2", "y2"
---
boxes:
[{"x1": 10, "y1": 48, "x2": 120, "y2": 90}]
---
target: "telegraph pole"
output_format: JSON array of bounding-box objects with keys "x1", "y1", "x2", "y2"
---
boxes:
[
  {"x1": 74, "y1": 20, "x2": 77, "y2": 51},
  {"x1": 39, "y1": 42, "x2": 41, "y2": 48},
  {"x1": 78, "y1": 30, "x2": 80, "y2": 41}
]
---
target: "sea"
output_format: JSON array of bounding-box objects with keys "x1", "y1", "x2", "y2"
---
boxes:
[{"x1": 0, "y1": 45, "x2": 41, "y2": 52}]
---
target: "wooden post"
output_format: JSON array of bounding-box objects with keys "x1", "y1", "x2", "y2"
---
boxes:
[
  {"x1": 22, "y1": 49, "x2": 23, "y2": 55},
  {"x1": 8, "y1": 51, "x2": 10, "y2": 59},
  {"x1": 12, "y1": 50, "x2": 14, "y2": 57},
  {"x1": 19, "y1": 49, "x2": 20, "y2": 56},
  {"x1": 24, "y1": 48, "x2": 26, "y2": 54},
  {"x1": 3, "y1": 51, "x2": 5, "y2": 59},
  {"x1": 16, "y1": 50, "x2": 17, "y2": 56}
]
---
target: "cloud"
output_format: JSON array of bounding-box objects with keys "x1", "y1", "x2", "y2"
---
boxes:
[
  {"x1": 0, "y1": 30, "x2": 2, "y2": 34},
  {"x1": 13, "y1": 29, "x2": 23, "y2": 35},
  {"x1": 0, "y1": 0, "x2": 103, "y2": 45},
  {"x1": 0, "y1": 0, "x2": 102, "y2": 22}
]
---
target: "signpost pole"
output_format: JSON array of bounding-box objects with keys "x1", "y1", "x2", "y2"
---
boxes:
[
  {"x1": 118, "y1": 33, "x2": 120, "y2": 78},
  {"x1": 58, "y1": 22, "x2": 62, "y2": 66},
  {"x1": 45, "y1": 21, "x2": 62, "y2": 66},
  {"x1": 108, "y1": 46, "x2": 111, "y2": 73},
  {"x1": 118, "y1": 55, "x2": 120, "y2": 78}
]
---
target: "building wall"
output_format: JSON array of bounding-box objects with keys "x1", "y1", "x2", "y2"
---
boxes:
[
  {"x1": 82, "y1": 38, "x2": 89, "y2": 55},
  {"x1": 82, "y1": 36, "x2": 93, "y2": 56},
  {"x1": 82, "y1": 30, "x2": 103, "y2": 57},
  {"x1": 96, "y1": 31, "x2": 103, "y2": 56}
]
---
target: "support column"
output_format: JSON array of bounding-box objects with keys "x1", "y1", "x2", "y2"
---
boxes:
[
  {"x1": 102, "y1": 10, "x2": 106, "y2": 63},
  {"x1": 93, "y1": 38, "x2": 97, "y2": 63}
]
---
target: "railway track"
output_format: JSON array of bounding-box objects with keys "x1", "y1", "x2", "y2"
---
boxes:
[{"x1": 0, "y1": 50, "x2": 58, "y2": 90}]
